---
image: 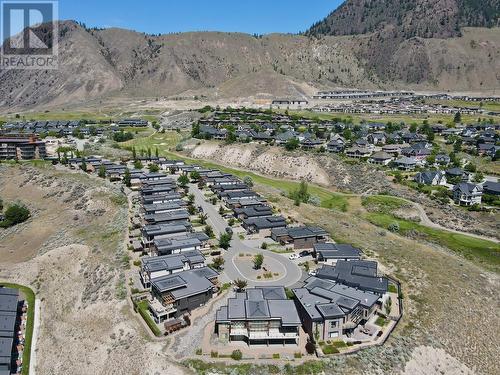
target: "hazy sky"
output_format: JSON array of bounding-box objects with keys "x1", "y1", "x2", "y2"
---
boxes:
[{"x1": 56, "y1": 0, "x2": 343, "y2": 35}]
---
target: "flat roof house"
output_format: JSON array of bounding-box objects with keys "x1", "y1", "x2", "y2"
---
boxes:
[
  {"x1": 140, "y1": 250, "x2": 205, "y2": 288},
  {"x1": 316, "y1": 260, "x2": 388, "y2": 295},
  {"x1": 242, "y1": 216, "x2": 287, "y2": 236},
  {"x1": 270, "y1": 226, "x2": 328, "y2": 249},
  {"x1": 152, "y1": 232, "x2": 209, "y2": 256},
  {"x1": 293, "y1": 277, "x2": 382, "y2": 341},
  {"x1": 0, "y1": 136, "x2": 47, "y2": 160},
  {"x1": 215, "y1": 287, "x2": 301, "y2": 346},
  {"x1": 141, "y1": 223, "x2": 191, "y2": 249},
  {"x1": 0, "y1": 287, "x2": 19, "y2": 374},
  {"x1": 143, "y1": 210, "x2": 190, "y2": 225},
  {"x1": 313, "y1": 243, "x2": 362, "y2": 265},
  {"x1": 233, "y1": 205, "x2": 273, "y2": 220},
  {"x1": 149, "y1": 267, "x2": 219, "y2": 323}
]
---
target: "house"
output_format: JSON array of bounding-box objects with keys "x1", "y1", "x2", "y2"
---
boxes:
[
  {"x1": 143, "y1": 210, "x2": 190, "y2": 225},
  {"x1": 435, "y1": 154, "x2": 451, "y2": 165},
  {"x1": 326, "y1": 139, "x2": 345, "y2": 153},
  {"x1": 270, "y1": 226, "x2": 328, "y2": 249},
  {"x1": 199, "y1": 125, "x2": 227, "y2": 140},
  {"x1": 149, "y1": 267, "x2": 219, "y2": 323},
  {"x1": 141, "y1": 193, "x2": 182, "y2": 205},
  {"x1": 414, "y1": 171, "x2": 447, "y2": 186},
  {"x1": 293, "y1": 277, "x2": 382, "y2": 341},
  {"x1": 271, "y1": 98, "x2": 309, "y2": 110},
  {"x1": 367, "y1": 132, "x2": 386, "y2": 145},
  {"x1": 315, "y1": 260, "x2": 388, "y2": 295},
  {"x1": 152, "y1": 232, "x2": 210, "y2": 256},
  {"x1": 453, "y1": 183, "x2": 482, "y2": 206},
  {"x1": 394, "y1": 156, "x2": 417, "y2": 171},
  {"x1": 139, "y1": 250, "x2": 205, "y2": 288},
  {"x1": 446, "y1": 168, "x2": 470, "y2": 182},
  {"x1": 301, "y1": 138, "x2": 324, "y2": 150},
  {"x1": 0, "y1": 287, "x2": 19, "y2": 374},
  {"x1": 141, "y1": 223, "x2": 191, "y2": 249},
  {"x1": 368, "y1": 151, "x2": 393, "y2": 165},
  {"x1": 477, "y1": 143, "x2": 498, "y2": 157},
  {"x1": 275, "y1": 131, "x2": 297, "y2": 145},
  {"x1": 401, "y1": 143, "x2": 431, "y2": 161},
  {"x1": 313, "y1": 243, "x2": 362, "y2": 265},
  {"x1": 345, "y1": 147, "x2": 372, "y2": 159},
  {"x1": 483, "y1": 181, "x2": 500, "y2": 196},
  {"x1": 141, "y1": 202, "x2": 186, "y2": 216},
  {"x1": 241, "y1": 216, "x2": 287, "y2": 236},
  {"x1": 215, "y1": 287, "x2": 301, "y2": 346},
  {"x1": 233, "y1": 205, "x2": 273, "y2": 220}
]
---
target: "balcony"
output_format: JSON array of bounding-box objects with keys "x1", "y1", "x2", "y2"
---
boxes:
[{"x1": 149, "y1": 298, "x2": 176, "y2": 316}]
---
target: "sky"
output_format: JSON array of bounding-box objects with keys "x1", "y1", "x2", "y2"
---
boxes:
[{"x1": 54, "y1": 0, "x2": 343, "y2": 35}]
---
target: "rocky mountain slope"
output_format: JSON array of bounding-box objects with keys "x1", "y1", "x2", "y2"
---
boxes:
[{"x1": 0, "y1": 1, "x2": 499, "y2": 110}]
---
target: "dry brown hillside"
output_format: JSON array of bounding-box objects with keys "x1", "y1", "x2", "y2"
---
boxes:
[{"x1": 0, "y1": 21, "x2": 499, "y2": 110}]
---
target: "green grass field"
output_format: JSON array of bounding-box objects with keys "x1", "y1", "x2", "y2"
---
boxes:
[
  {"x1": 0, "y1": 282, "x2": 35, "y2": 375},
  {"x1": 365, "y1": 212, "x2": 500, "y2": 273}
]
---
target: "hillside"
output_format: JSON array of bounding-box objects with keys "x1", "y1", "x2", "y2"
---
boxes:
[
  {"x1": 0, "y1": 14, "x2": 499, "y2": 110},
  {"x1": 307, "y1": 0, "x2": 500, "y2": 38}
]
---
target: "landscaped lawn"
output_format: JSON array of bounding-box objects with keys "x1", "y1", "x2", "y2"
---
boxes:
[
  {"x1": 375, "y1": 316, "x2": 387, "y2": 326},
  {"x1": 136, "y1": 300, "x2": 161, "y2": 336},
  {"x1": 365, "y1": 212, "x2": 500, "y2": 273},
  {"x1": 0, "y1": 282, "x2": 35, "y2": 375}
]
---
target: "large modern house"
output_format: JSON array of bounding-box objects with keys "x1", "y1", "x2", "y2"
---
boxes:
[
  {"x1": 270, "y1": 226, "x2": 328, "y2": 249},
  {"x1": 293, "y1": 277, "x2": 382, "y2": 341},
  {"x1": 313, "y1": 243, "x2": 362, "y2": 264},
  {"x1": 139, "y1": 250, "x2": 206, "y2": 288},
  {"x1": 241, "y1": 216, "x2": 287, "y2": 236},
  {"x1": 149, "y1": 267, "x2": 219, "y2": 323},
  {"x1": 215, "y1": 287, "x2": 301, "y2": 346},
  {"x1": 151, "y1": 232, "x2": 210, "y2": 256},
  {"x1": 0, "y1": 287, "x2": 19, "y2": 374},
  {"x1": 315, "y1": 260, "x2": 389, "y2": 295}
]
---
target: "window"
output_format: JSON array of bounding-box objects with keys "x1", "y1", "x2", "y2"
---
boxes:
[
  {"x1": 329, "y1": 321, "x2": 337, "y2": 328},
  {"x1": 329, "y1": 332, "x2": 339, "y2": 338}
]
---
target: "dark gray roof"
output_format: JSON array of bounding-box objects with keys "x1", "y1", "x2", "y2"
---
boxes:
[
  {"x1": 316, "y1": 260, "x2": 388, "y2": 294},
  {"x1": 271, "y1": 226, "x2": 327, "y2": 239},
  {"x1": 483, "y1": 181, "x2": 500, "y2": 195},
  {"x1": 453, "y1": 182, "x2": 482, "y2": 194},
  {"x1": 314, "y1": 243, "x2": 362, "y2": 260},
  {"x1": 243, "y1": 216, "x2": 287, "y2": 230},
  {"x1": 142, "y1": 250, "x2": 204, "y2": 273},
  {"x1": 151, "y1": 267, "x2": 218, "y2": 299},
  {"x1": 142, "y1": 223, "x2": 190, "y2": 238},
  {"x1": 144, "y1": 210, "x2": 190, "y2": 224}
]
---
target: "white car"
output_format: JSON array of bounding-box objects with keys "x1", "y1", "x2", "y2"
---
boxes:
[
  {"x1": 308, "y1": 270, "x2": 317, "y2": 276},
  {"x1": 289, "y1": 253, "x2": 299, "y2": 260}
]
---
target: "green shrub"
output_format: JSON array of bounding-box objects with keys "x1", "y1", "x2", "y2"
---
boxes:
[
  {"x1": 272, "y1": 353, "x2": 280, "y2": 359},
  {"x1": 321, "y1": 345, "x2": 339, "y2": 355},
  {"x1": 195, "y1": 348, "x2": 202, "y2": 355},
  {"x1": 231, "y1": 350, "x2": 242, "y2": 360},
  {"x1": 210, "y1": 351, "x2": 218, "y2": 358},
  {"x1": 0, "y1": 203, "x2": 30, "y2": 228}
]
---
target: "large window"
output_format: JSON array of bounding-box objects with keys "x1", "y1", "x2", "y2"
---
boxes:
[{"x1": 329, "y1": 321, "x2": 337, "y2": 328}]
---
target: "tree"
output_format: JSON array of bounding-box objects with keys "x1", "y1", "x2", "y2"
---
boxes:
[
  {"x1": 155, "y1": 147, "x2": 159, "y2": 158},
  {"x1": 393, "y1": 171, "x2": 403, "y2": 184},
  {"x1": 234, "y1": 279, "x2": 247, "y2": 292},
  {"x1": 148, "y1": 163, "x2": 159, "y2": 173},
  {"x1": 98, "y1": 165, "x2": 106, "y2": 178},
  {"x1": 243, "y1": 176, "x2": 254, "y2": 188},
  {"x1": 133, "y1": 160, "x2": 143, "y2": 170},
  {"x1": 261, "y1": 242, "x2": 268, "y2": 250},
  {"x1": 212, "y1": 256, "x2": 225, "y2": 271},
  {"x1": 384, "y1": 297, "x2": 392, "y2": 315},
  {"x1": 473, "y1": 172, "x2": 484, "y2": 183},
  {"x1": 1, "y1": 203, "x2": 30, "y2": 227},
  {"x1": 178, "y1": 174, "x2": 189, "y2": 187},
  {"x1": 204, "y1": 225, "x2": 214, "y2": 238},
  {"x1": 219, "y1": 233, "x2": 232, "y2": 250},
  {"x1": 453, "y1": 111, "x2": 462, "y2": 123},
  {"x1": 132, "y1": 147, "x2": 137, "y2": 160},
  {"x1": 198, "y1": 213, "x2": 208, "y2": 225},
  {"x1": 80, "y1": 160, "x2": 87, "y2": 172},
  {"x1": 123, "y1": 168, "x2": 131, "y2": 187},
  {"x1": 285, "y1": 138, "x2": 299, "y2": 151},
  {"x1": 253, "y1": 253, "x2": 264, "y2": 269},
  {"x1": 464, "y1": 163, "x2": 476, "y2": 173},
  {"x1": 187, "y1": 193, "x2": 195, "y2": 204},
  {"x1": 189, "y1": 170, "x2": 201, "y2": 182}
]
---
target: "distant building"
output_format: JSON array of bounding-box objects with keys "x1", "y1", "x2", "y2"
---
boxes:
[
  {"x1": 453, "y1": 183, "x2": 482, "y2": 206},
  {"x1": 0, "y1": 136, "x2": 47, "y2": 160},
  {"x1": 271, "y1": 99, "x2": 309, "y2": 110}
]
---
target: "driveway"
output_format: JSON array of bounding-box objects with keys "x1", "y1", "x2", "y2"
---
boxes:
[{"x1": 189, "y1": 184, "x2": 303, "y2": 287}]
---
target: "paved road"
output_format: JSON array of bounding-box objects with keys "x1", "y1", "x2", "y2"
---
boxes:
[{"x1": 189, "y1": 184, "x2": 303, "y2": 287}]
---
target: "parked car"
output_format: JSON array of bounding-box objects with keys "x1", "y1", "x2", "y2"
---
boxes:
[
  {"x1": 225, "y1": 227, "x2": 233, "y2": 235},
  {"x1": 289, "y1": 253, "x2": 299, "y2": 260},
  {"x1": 308, "y1": 270, "x2": 317, "y2": 276},
  {"x1": 299, "y1": 250, "x2": 310, "y2": 257}
]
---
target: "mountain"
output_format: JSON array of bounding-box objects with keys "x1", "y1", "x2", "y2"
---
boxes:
[
  {"x1": 0, "y1": 1, "x2": 499, "y2": 110},
  {"x1": 308, "y1": 0, "x2": 500, "y2": 38}
]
